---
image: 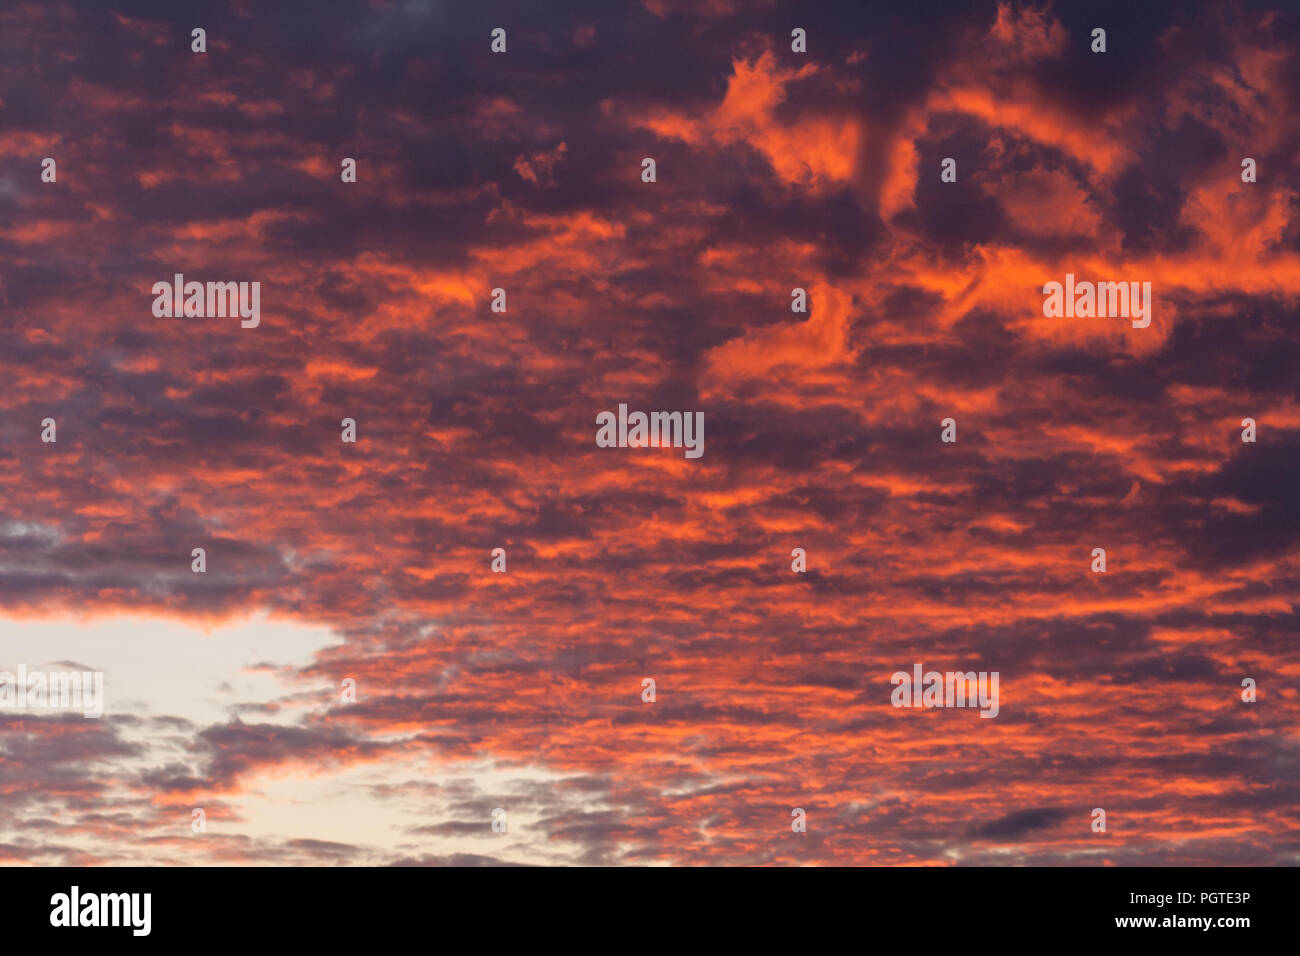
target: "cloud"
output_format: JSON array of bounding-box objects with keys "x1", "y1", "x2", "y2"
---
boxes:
[{"x1": 0, "y1": 0, "x2": 1297, "y2": 866}]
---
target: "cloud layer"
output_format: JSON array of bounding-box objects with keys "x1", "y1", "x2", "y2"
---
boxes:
[{"x1": 1, "y1": 0, "x2": 1298, "y2": 865}]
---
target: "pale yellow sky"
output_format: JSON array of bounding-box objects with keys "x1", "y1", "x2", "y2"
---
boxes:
[{"x1": 1, "y1": 613, "x2": 611, "y2": 865}]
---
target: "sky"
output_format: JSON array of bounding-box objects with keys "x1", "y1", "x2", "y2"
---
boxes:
[{"x1": 0, "y1": 0, "x2": 1298, "y2": 866}]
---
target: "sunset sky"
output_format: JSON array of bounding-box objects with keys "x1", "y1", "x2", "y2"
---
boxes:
[{"x1": 1, "y1": 0, "x2": 1298, "y2": 866}]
